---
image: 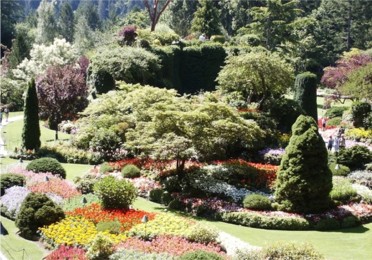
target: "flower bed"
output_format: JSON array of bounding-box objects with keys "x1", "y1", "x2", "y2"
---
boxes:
[{"x1": 45, "y1": 246, "x2": 87, "y2": 260}]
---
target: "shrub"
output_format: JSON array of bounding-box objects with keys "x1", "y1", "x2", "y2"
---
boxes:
[
  {"x1": 275, "y1": 115, "x2": 332, "y2": 213},
  {"x1": 15, "y1": 192, "x2": 65, "y2": 239},
  {"x1": 351, "y1": 102, "x2": 371, "y2": 128},
  {"x1": 261, "y1": 242, "x2": 324, "y2": 260},
  {"x1": 337, "y1": 145, "x2": 372, "y2": 170},
  {"x1": 210, "y1": 35, "x2": 225, "y2": 44},
  {"x1": 149, "y1": 188, "x2": 163, "y2": 203},
  {"x1": 86, "y1": 233, "x2": 114, "y2": 260},
  {"x1": 313, "y1": 217, "x2": 340, "y2": 230},
  {"x1": 122, "y1": 164, "x2": 141, "y2": 178},
  {"x1": 96, "y1": 221, "x2": 121, "y2": 234},
  {"x1": 348, "y1": 170, "x2": 372, "y2": 188},
  {"x1": 0, "y1": 174, "x2": 26, "y2": 195},
  {"x1": 168, "y1": 199, "x2": 186, "y2": 211},
  {"x1": 161, "y1": 191, "x2": 173, "y2": 206},
  {"x1": 330, "y1": 178, "x2": 360, "y2": 204},
  {"x1": 26, "y1": 158, "x2": 66, "y2": 179},
  {"x1": 327, "y1": 117, "x2": 342, "y2": 127},
  {"x1": 221, "y1": 212, "x2": 310, "y2": 230},
  {"x1": 243, "y1": 194, "x2": 272, "y2": 211},
  {"x1": 118, "y1": 25, "x2": 137, "y2": 46},
  {"x1": 92, "y1": 69, "x2": 116, "y2": 95},
  {"x1": 345, "y1": 128, "x2": 372, "y2": 140},
  {"x1": 329, "y1": 163, "x2": 351, "y2": 176},
  {"x1": 341, "y1": 215, "x2": 360, "y2": 228},
  {"x1": 325, "y1": 106, "x2": 348, "y2": 119},
  {"x1": 75, "y1": 176, "x2": 98, "y2": 194},
  {"x1": 94, "y1": 176, "x2": 137, "y2": 209},
  {"x1": 100, "y1": 162, "x2": 114, "y2": 173},
  {"x1": 45, "y1": 246, "x2": 87, "y2": 260},
  {"x1": 294, "y1": 72, "x2": 318, "y2": 121},
  {"x1": 179, "y1": 250, "x2": 224, "y2": 260},
  {"x1": 0, "y1": 186, "x2": 30, "y2": 220},
  {"x1": 186, "y1": 223, "x2": 218, "y2": 245}
]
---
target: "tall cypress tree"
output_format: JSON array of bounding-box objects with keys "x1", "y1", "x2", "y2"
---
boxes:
[
  {"x1": 59, "y1": 2, "x2": 74, "y2": 43},
  {"x1": 274, "y1": 115, "x2": 332, "y2": 213},
  {"x1": 22, "y1": 79, "x2": 41, "y2": 151},
  {"x1": 294, "y1": 72, "x2": 318, "y2": 121}
]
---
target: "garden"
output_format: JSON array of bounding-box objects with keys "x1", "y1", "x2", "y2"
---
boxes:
[{"x1": 1, "y1": 1, "x2": 372, "y2": 259}]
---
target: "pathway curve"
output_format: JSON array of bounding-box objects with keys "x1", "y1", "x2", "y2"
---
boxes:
[{"x1": 0, "y1": 115, "x2": 23, "y2": 158}]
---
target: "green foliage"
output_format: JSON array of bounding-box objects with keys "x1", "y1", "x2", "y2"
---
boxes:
[
  {"x1": 94, "y1": 176, "x2": 137, "y2": 209},
  {"x1": 62, "y1": 194, "x2": 99, "y2": 211},
  {"x1": 351, "y1": 102, "x2": 371, "y2": 128},
  {"x1": 96, "y1": 221, "x2": 121, "y2": 234},
  {"x1": 337, "y1": 145, "x2": 372, "y2": 170},
  {"x1": 161, "y1": 191, "x2": 174, "y2": 206},
  {"x1": 15, "y1": 192, "x2": 65, "y2": 239},
  {"x1": 210, "y1": 35, "x2": 225, "y2": 44},
  {"x1": 329, "y1": 163, "x2": 351, "y2": 176},
  {"x1": 330, "y1": 178, "x2": 360, "y2": 204},
  {"x1": 327, "y1": 117, "x2": 342, "y2": 127},
  {"x1": 0, "y1": 174, "x2": 26, "y2": 196},
  {"x1": 89, "y1": 46, "x2": 161, "y2": 86},
  {"x1": 179, "y1": 250, "x2": 224, "y2": 260},
  {"x1": 221, "y1": 212, "x2": 310, "y2": 230},
  {"x1": 86, "y1": 233, "x2": 114, "y2": 260},
  {"x1": 149, "y1": 188, "x2": 164, "y2": 203},
  {"x1": 294, "y1": 72, "x2": 318, "y2": 120},
  {"x1": 121, "y1": 164, "x2": 141, "y2": 178},
  {"x1": 26, "y1": 157, "x2": 66, "y2": 179},
  {"x1": 186, "y1": 223, "x2": 218, "y2": 244},
  {"x1": 168, "y1": 199, "x2": 186, "y2": 211},
  {"x1": 243, "y1": 194, "x2": 272, "y2": 211},
  {"x1": 341, "y1": 63, "x2": 372, "y2": 101},
  {"x1": 217, "y1": 50, "x2": 294, "y2": 108},
  {"x1": 22, "y1": 79, "x2": 41, "y2": 151},
  {"x1": 191, "y1": 0, "x2": 221, "y2": 37},
  {"x1": 100, "y1": 162, "x2": 114, "y2": 174},
  {"x1": 137, "y1": 26, "x2": 179, "y2": 46},
  {"x1": 325, "y1": 106, "x2": 348, "y2": 119},
  {"x1": 92, "y1": 69, "x2": 116, "y2": 94},
  {"x1": 313, "y1": 218, "x2": 340, "y2": 231},
  {"x1": 74, "y1": 175, "x2": 99, "y2": 194},
  {"x1": 275, "y1": 115, "x2": 333, "y2": 213},
  {"x1": 261, "y1": 242, "x2": 324, "y2": 260}
]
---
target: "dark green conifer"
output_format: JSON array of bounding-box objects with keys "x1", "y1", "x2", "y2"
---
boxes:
[
  {"x1": 294, "y1": 72, "x2": 318, "y2": 121},
  {"x1": 274, "y1": 115, "x2": 332, "y2": 213},
  {"x1": 22, "y1": 78, "x2": 41, "y2": 151}
]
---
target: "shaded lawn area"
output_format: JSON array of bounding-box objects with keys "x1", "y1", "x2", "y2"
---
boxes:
[
  {"x1": 134, "y1": 197, "x2": 372, "y2": 260},
  {"x1": 0, "y1": 216, "x2": 47, "y2": 260}
]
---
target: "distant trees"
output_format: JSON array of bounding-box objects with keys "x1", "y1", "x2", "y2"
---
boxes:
[
  {"x1": 36, "y1": 0, "x2": 58, "y2": 44},
  {"x1": 0, "y1": 0, "x2": 23, "y2": 50},
  {"x1": 22, "y1": 79, "x2": 41, "y2": 151},
  {"x1": 58, "y1": 2, "x2": 74, "y2": 43},
  {"x1": 191, "y1": 0, "x2": 221, "y2": 37},
  {"x1": 143, "y1": 0, "x2": 173, "y2": 31}
]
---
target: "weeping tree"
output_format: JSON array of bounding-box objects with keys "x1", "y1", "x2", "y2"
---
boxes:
[
  {"x1": 294, "y1": 72, "x2": 318, "y2": 121},
  {"x1": 274, "y1": 115, "x2": 332, "y2": 213},
  {"x1": 22, "y1": 78, "x2": 41, "y2": 151}
]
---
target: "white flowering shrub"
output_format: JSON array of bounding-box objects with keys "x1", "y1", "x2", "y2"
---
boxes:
[{"x1": 13, "y1": 38, "x2": 78, "y2": 81}]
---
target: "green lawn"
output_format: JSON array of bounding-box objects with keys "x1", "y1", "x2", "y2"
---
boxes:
[
  {"x1": 0, "y1": 216, "x2": 47, "y2": 260},
  {"x1": 134, "y1": 197, "x2": 372, "y2": 260}
]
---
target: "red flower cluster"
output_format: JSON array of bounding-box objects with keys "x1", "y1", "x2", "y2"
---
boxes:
[
  {"x1": 66, "y1": 203, "x2": 156, "y2": 231},
  {"x1": 46, "y1": 246, "x2": 87, "y2": 260}
]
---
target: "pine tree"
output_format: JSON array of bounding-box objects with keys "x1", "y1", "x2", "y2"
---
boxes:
[
  {"x1": 36, "y1": 0, "x2": 58, "y2": 44},
  {"x1": 59, "y1": 2, "x2": 74, "y2": 43},
  {"x1": 191, "y1": 0, "x2": 221, "y2": 37},
  {"x1": 274, "y1": 115, "x2": 332, "y2": 213},
  {"x1": 294, "y1": 72, "x2": 318, "y2": 121},
  {"x1": 22, "y1": 79, "x2": 41, "y2": 151}
]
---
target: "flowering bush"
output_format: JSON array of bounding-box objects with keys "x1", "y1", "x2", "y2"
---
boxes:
[
  {"x1": 67, "y1": 203, "x2": 155, "y2": 232},
  {"x1": 181, "y1": 197, "x2": 241, "y2": 215},
  {"x1": 126, "y1": 177, "x2": 161, "y2": 198},
  {"x1": 116, "y1": 235, "x2": 225, "y2": 257},
  {"x1": 258, "y1": 148, "x2": 285, "y2": 165},
  {"x1": 346, "y1": 128, "x2": 372, "y2": 141},
  {"x1": 45, "y1": 246, "x2": 87, "y2": 260},
  {"x1": 0, "y1": 186, "x2": 30, "y2": 219},
  {"x1": 58, "y1": 120, "x2": 77, "y2": 134},
  {"x1": 348, "y1": 170, "x2": 372, "y2": 189},
  {"x1": 128, "y1": 213, "x2": 195, "y2": 238},
  {"x1": 29, "y1": 178, "x2": 81, "y2": 199}
]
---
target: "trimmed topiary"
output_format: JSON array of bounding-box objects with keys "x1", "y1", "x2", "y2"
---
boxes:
[
  {"x1": 294, "y1": 72, "x2": 318, "y2": 121},
  {"x1": 94, "y1": 176, "x2": 137, "y2": 209},
  {"x1": 15, "y1": 192, "x2": 65, "y2": 239},
  {"x1": 0, "y1": 174, "x2": 26, "y2": 196},
  {"x1": 26, "y1": 157, "x2": 66, "y2": 179},
  {"x1": 243, "y1": 194, "x2": 272, "y2": 211},
  {"x1": 274, "y1": 115, "x2": 332, "y2": 213},
  {"x1": 121, "y1": 164, "x2": 141, "y2": 178},
  {"x1": 179, "y1": 250, "x2": 224, "y2": 260}
]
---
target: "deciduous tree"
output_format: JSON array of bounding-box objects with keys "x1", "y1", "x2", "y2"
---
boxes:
[{"x1": 143, "y1": 0, "x2": 173, "y2": 31}]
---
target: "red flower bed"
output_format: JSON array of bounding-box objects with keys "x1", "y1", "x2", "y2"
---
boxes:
[
  {"x1": 66, "y1": 203, "x2": 156, "y2": 231},
  {"x1": 45, "y1": 245, "x2": 87, "y2": 260},
  {"x1": 116, "y1": 235, "x2": 226, "y2": 257}
]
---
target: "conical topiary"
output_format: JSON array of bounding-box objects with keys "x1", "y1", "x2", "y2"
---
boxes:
[{"x1": 274, "y1": 115, "x2": 332, "y2": 213}]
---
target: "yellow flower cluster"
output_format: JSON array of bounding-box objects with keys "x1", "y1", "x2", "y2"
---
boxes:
[
  {"x1": 40, "y1": 216, "x2": 127, "y2": 247},
  {"x1": 346, "y1": 128, "x2": 372, "y2": 140},
  {"x1": 129, "y1": 213, "x2": 196, "y2": 237}
]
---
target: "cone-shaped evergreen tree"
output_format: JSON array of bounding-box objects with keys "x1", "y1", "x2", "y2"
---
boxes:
[
  {"x1": 22, "y1": 79, "x2": 41, "y2": 151},
  {"x1": 274, "y1": 115, "x2": 332, "y2": 213},
  {"x1": 294, "y1": 72, "x2": 318, "y2": 121}
]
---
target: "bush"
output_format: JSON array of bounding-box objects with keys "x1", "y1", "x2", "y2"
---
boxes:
[
  {"x1": 26, "y1": 157, "x2": 66, "y2": 179},
  {"x1": 0, "y1": 174, "x2": 26, "y2": 196},
  {"x1": 96, "y1": 221, "x2": 121, "y2": 234},
  {"x1": 327, "y1": 117, "x2": 342, "y2": 127},
  {"x1": 186, "y1": 223, "x2": 218, "y2": 245},
  {"x1": 94, "y1": 176, "x2": 137, "y2": 209},
  {"x1": 168, "y1": 199, "x2": 186, "y2": 211},
  {"x1": 75, "y1": 175, "x2": 98, "y2": 194},
  {"x1": 100, "y1": 162, "x2": 114, "y2": 174},
  {"x1": 15, "y1": 192, "x2": 65, "y2": 239},
  {"x1": 86, "y1": 233, "x2": 114, "y2": 260},
  {"x1": 352, "y1": 102, "x2": 371, "y2": 128},
  {"x1": 122, "y1": 164, "x2": 141, "y2": 178},
  {"x1": 161, "y1": 191, "x2": 173, "y2": 206},
  {"x1": 243, "y1": 194, "x2": 272, "y2": 211},
  {"x1": 347, "y1": 170, "x2": 372, "y2": 189},
  {"x1": 337, "y1": 145, "x2": 372, "y2": 170},
  {"x1": 149, "y1": 188, "x2": 164, "y2": 203},
  {"x1": 330, "y1": 178, "x2": 360, "y2": 204},
  {"x1": 179, "y1": 250, "x2": 224, "y2": 260},
  {"x1": 92, "y1": 69, "x2": 116, "y2": 94},
  {"x1": 341, "y1": 215, "x2": 360, "y2": 228},
  {"x1": 325, "y1": 106, "x2": 348, "y2": 119},
  {"x1": 210, "y1": 35, "x2": 225, "y2": 44},
  {"x1": 221, "y1": 212, "x2": 310, "y2": 230},
  {"x1": 261, "y1": 242, "x2": 324, "y2": 260},
  {"x1": 329, "y1": 163, "x2": 351, "y2": 176},
  {"x1": 313, "y1": 217, "x2": 341, "y2": 230},
  {"x1": 45, "y1": 246, "x2": 87, "y2": 260},
  {"x1": 345, "y1": 128, "x2": 372, "y2": 141}
]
